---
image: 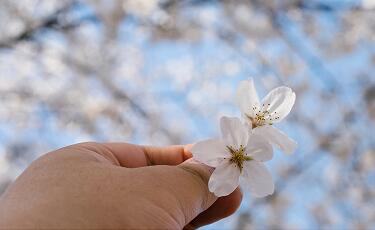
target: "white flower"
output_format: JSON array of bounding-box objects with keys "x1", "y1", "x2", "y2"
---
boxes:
[
  {"x1": 236, "y1": 79, "x2": 297, "y2": 154},
  {"x1": 191, "y1": 116, "x2": 274, "y2": 197}
]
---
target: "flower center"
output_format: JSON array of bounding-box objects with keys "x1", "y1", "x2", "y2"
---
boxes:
[
  {"x1": 226, "y1": 145, "x2": 253, "y2": 172},
  {"x1": 247, "y1": 103, "x2": 280, "y2": 128}
]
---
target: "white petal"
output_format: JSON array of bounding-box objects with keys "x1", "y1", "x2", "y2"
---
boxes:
[
  {"x1": 191, "y1": 139, "x2": 230, "y2": 167},
  {"x1": 241, "y1": 161, "x2": 274, "y2": 197},
  {"x1": 236, "y1": 79, "x2": 260, "y2": 118},
  {"x1": 208, "y1": 160, "x2": 240, "y2": 197},
  {"x1": 255, "y1": 125, "x2": 297, "y2": 154},
  {"x1": 220, "y1": 116, "x2": 248, "y2": 149},
  {"x1": 261, "y1": 86, "x2": 296, "y2": 123},
  {"x1": 246, "y1": 134, "x2": 273, "y2": 161}
]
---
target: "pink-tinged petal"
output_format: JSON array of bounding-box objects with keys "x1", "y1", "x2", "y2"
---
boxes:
[
  {"x1": 261, "y1": 86, "x2": 296, "y2": 123},
  {"x1": 208, "y1": 160, "x2": 240, "y2": 197},
  {"x1": 241, "y1": 161, "x2": 274, "y2": 198},
  {"x1": 255, "y1": 125, "x2": 297, "y2": 154},
  {"x1": 191, "y1": 139, "x2": 229, "y2": 167},
  {"x1": 246, "y1": 134, "x2": 273, "y2": 161},
  {"x1": 220, "y1": 116, "x2": 248, "y2": 149},
  {"x1": 236, "y1": 79, "x2": 260, "y2": 118}
]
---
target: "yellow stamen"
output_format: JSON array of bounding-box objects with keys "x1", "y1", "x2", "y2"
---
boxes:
[
  {"x1": 226, "y1": 145, "x2": 253, "y2": 172},
  {"x1": 247, "y1": 103, "x2": 279, "y2": 128}
]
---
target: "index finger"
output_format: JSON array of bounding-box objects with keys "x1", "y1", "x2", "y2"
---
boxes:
[{"x1": 100, "y1": 142, "x2": 193, "y2": 168}]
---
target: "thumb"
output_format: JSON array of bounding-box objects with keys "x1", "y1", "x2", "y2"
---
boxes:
[
  {"x1": 138, "y1": 158, "x2": 217, "y2": 227},
  {"x1": 176, "y1": 158, "x2": 217, "y2": 223}
]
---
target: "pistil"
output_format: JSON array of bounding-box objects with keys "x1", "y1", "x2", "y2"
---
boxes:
[
  {"x1": 226, "y1": 145, "x2": 253, "y2": 172},
  {"x1": 247, "y1": 103, "x2": 280, "y2": 128}
]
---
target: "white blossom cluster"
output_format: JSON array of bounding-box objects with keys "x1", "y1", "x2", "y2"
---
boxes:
[{"x1": 192, "y1": 80, "x2": 296, "y2": 197}]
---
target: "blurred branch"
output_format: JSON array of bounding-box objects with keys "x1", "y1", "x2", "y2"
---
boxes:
[
  {"x1": 269, "y1": 12, "x2": 340, "y2": 92},
  {"x1": 247, "y1": 0, "x2": 341, "y2": 93},
  {"x1": 0, "y1": 2, "x2": 72, "y2": 48},
  {"x1": 290, "y1": 0, "x2": 366, "y2": 12},
  {"x1": 216, "y1": 23, "x2": 285, "y2": 85},
  {"x1": 264, "y1": 3, "x2": 364, "y2": 117},
  {"x1": 0, "y1": 0, "x2": 211, "y2": 49},
  {"x1": 0, "y1": 0, "x2": 370, "y2": 50},
  {"x1": 0, "y1": 1, "x2": 182, "y2": 144},
  {"x1": 64, "y1": 54, "x2": 182, "y2": 144},
  {"x1": 160, "y1": 0, "x2": 223, "y2": 9},
  {"x1": 0, "y1": 1, "x2": 97, "y2": 49}
]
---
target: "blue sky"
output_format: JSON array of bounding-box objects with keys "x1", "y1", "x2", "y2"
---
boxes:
[{"x1": 0, "y1": 0, "x2": 374, "y2": 228}]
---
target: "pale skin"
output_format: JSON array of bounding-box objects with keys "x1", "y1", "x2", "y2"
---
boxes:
[{"x1": 0, "y1": 142, "x2": 242, "y2": 229}]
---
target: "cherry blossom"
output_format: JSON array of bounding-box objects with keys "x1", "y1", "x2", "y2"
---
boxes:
[
  {"x1": 191, "y1": 116, "x2": 274, "y2": 197},
  {"x1": 236, "y1": 79, "x2": 297, "y2": 154}
]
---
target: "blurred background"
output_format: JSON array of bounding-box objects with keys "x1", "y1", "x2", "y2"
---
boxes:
[{"x1": 0, "y1": 0, "x2": 374, "y2": 229}]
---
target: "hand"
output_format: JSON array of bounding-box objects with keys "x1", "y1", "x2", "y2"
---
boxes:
[{"x1": 0, "y1": 142, "x2": 242, "y2": 229}]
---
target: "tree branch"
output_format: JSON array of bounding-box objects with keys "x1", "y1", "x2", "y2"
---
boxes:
[{"x1": 0, "y1": 1, "x2": 97, "y2": 49}]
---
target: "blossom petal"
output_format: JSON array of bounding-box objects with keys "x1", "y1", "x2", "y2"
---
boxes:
[
  {"x1": 261, "y1": 86, "x2": 296, "y2": 123},
  {"x1": 255, "y1": 125, "x2": 297, "y2": 154},
  {"x1": 241, "y1": 161, "x2": 274, "y2": 197},
  {"x1": 236, "y1": 79, "x2": 260, "y2": 118},
  {"x1": 246, "y1": 134, "x2": 273, "y2": 161},
  {"x1": 220, "y1": 116, "x2": 248, "y2": 149},
  {"x1": 191, "y1": 139, "x2": 230, "y2": 167},
  {"x1": 208, "y1": 160, "x2": 240, "y2": 197}
]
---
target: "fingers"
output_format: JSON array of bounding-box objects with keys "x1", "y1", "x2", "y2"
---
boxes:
[
  {"x1": 142, "y1": 144, "x2": 193, "y2": 166},
  {"x1": 104, "y1": 143, "x2": 191, "y2": 167},
  {"x1": 74, "y1": 142, "x2": 243, "y2": 227},
  {"x1": 101, "y1": 142, "x2": 148, "y2": 167},
  {"x1": 75, "y1": 142, "x2": 193, "y2": 168},
  {"x1": 187, "y1": 187, "x2": 243, "y2": 228},
  {"x1": 136, "y1": 158, "x2": 217, "y2": 227},
  {"x1": 102, "y1": 143, "x2": 193, "y2": 167}
]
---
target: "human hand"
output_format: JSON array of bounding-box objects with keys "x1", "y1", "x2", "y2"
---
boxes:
[{"x1": 0, "y1": 142, "x2": 242, "y2": 229}]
